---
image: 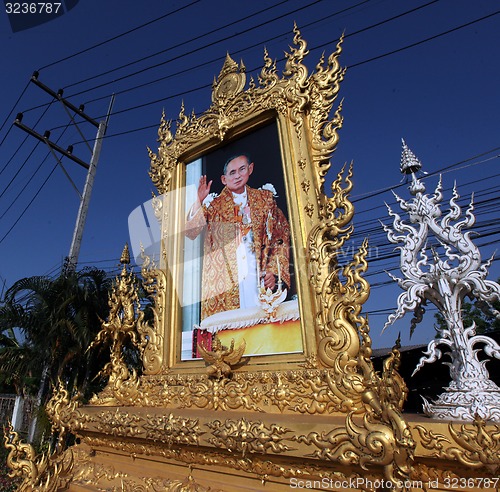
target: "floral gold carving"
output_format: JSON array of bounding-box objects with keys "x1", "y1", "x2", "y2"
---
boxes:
[
  {"x1": 148, "y1": 112, "x2": 175, "y2": 196},
  {"x1": 4, "y1": 425, "x2": 46, "y2": 489},
  {"x1": 95, "y1": 409, "x2": 144, "y2": 437},
  {"x1": 415, "y1": 417, "x2": 500, "y2": 474},
  {"x1": 301, "y1": 178, "x2": 311, "y2": 194},
  {"x1": 293, "y1": 335, "x2": 414, "y2": 485},
  {"x1": 206, "y1": 417, "x2": 292, "y2": 457},
  {"x1": 139, "y1": 249, "x2": 166, "y2": 374},
  {"x1": 77, "y1": 435, "x2": 366, "y2": 488},
  {"x1": 304, "y1": 202, "x2": 314, "y2": 218},
  {"x1": 144, "y1": 413, "x2": 203, "y2": 447},
  {"x1": 2, "y1": 379, "x2": 86, "y2": 491},
  {"x1": 45, "y1": 378, "x2": 84, "y2": 434}
]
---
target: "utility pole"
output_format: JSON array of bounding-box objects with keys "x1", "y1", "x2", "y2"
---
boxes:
[
  {"x1": 67, "y1": 96, "x2": 114, "y2": 270},
  {"x1": 14, "y1": 75, "x2": 115, "y2": 444},
  {"x1": 14, "y1": 73, "x2": 114, "y2": 272}
]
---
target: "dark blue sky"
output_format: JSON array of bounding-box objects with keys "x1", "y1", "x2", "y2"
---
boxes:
[{"x1": 1, "y1": 0, "x2": 499, "y2": 349}]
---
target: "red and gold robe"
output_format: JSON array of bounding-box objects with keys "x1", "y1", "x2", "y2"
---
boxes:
[{"x1": 185, "y1": 186, "x2": 290, "y2": 320}]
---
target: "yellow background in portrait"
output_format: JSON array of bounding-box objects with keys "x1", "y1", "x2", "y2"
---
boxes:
[{"x1": 217, "y1": 319, "x2": 302, "y2": 356}]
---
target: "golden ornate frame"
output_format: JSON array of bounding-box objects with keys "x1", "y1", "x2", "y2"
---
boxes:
[{"x1": 5, "y1": 26, "x2": 499, "y2": 492}]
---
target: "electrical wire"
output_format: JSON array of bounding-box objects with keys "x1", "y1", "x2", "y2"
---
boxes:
[
  {"x1": 0, "y1": 140, "x2": 41, "y2": 200},
  {"x1": 351, "y1": 150, "x2": 500, "y2": 203},
  {"x1": 0, "y1": 97, "x2": 55, "y2": 193},
  {"x1": 0, "y1": 81, "x2": 30, "y2": 145},
  {"x1": 3, "y1": 2, "x2": 494, "y2": 149},
  {"x1": 37, "y1": 0, "x2": 203, "y2": 71},
  {"x1": 23, "y1": 0, "x2": 358, "y2": 115},
  {"x1": 0, "y1": 141, "x2": 62, "y2": 220},
  {"x1": 348, "y1": 9, "x2": 500, "y2": 68},
  {"x1": 62, "y1": 0, "x2": 293, "y2": 90},
  {"x1": 68, "y1": 5, "x2": 499, "y2": 139},
  {"x1": 0, "y1": 161, "x2": 58, "y2": 245},
  {"x1": 0, "y1": 122, "x2": 73, "y2": 244}
]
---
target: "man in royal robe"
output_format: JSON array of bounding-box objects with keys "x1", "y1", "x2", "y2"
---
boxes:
[{"x1": 185, "y1": 154, "x2": 290, "y2": 321}]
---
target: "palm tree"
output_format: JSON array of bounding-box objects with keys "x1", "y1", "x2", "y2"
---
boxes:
[{"x1": 0, "y1": 267, "x2": 113, "y2": 408}]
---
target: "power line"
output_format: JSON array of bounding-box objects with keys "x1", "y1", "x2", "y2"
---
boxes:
[
  {"x1": 0, "y1": 97, "x2": 54, "y2": 191},
  {"x1": 37, "y1": 0, "x2": 203, "y2": 71},
  {"x1": 3, "y1": 2, "x2": 494, "y2": 152},
  {"x1": 0, "y1": 121, "x2": 73, "y2": 241},
  {"x1": 348, "y1": 9, "x2": 500, "y2": 68},
  {"x1": 0, "y1": 1, "x2": 202, "y2": 149},
  {"x1": 0, "y1": 160, "x2": 58, "y2": 245},
  {"x1": 351, "y1": 149, "x2": 500, "y2": 203},
  {"x1": 0, "y1": 81, "x2": 30, "y2": 142},
  {"x1": 25, "y1": 0, "x2": 346, "y2": 111},
  {"x1": 62, "y1": 0, "x2": 293, "y2": 90},
  {"x1": 0, "y1": 140, "x2": 41, "y2": 200},
  {"x1": 17, "y1": 0, "x2": 481, "y2": 168},
  {"x1": 67, "y1": 5, "x2": 499, "y2": 141}
]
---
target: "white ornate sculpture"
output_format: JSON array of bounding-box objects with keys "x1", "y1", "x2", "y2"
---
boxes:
[{"x1": 382, "y1": 140, "x2": 500, "y2": 421}]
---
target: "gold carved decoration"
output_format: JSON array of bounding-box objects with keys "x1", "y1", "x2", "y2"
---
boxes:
[
  {"x1": 84, "y1": 408, "x2": 204, "y2": 447},
  {"x1": 77, "y1": 435, "x2": 368, "y2": 489},
  {"x1": 415, "y1": 417, "x2": 500, "y2": 473},
  {"x1": 197, "y1": 336, "x2": 246, "y2": 379},
  {"x1": 148, "y1": 24, "x2": 344, "y2": 198},
  {"x1": 294, "y1": 334, "x2": 415, "y2": 485},
  {"x1": 94, "y1": 409, "x2": 144, "y2": 437},
  {"x1": 144, "y1": 413, "x2": 203, "y2": 446},
  {"x1": 206, "y1": 417, "x2": 292, "y2": 457},
  {"x1": 45, "y1": 378, "x2": 83, "y2": 435},
  {"x1": 4, "y1": 425, "x2": 48, "y2": 490},
  {"x1": 89, "y1": 244, "x2": 143, "y2": 405},
  {"x1": 138, "y1": 248, "x2": 166, "y2": 374},
  {"x1": 74, "y1": 464, "x2": 222, "y2": 492},
  {"x1": 3, "y1": 381, "x2": 77, "y2": 491}
]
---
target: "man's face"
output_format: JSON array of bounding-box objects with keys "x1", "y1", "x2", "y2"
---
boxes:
[{"x1": 221, "y1": 156, "x2": 254, "y2": 194}]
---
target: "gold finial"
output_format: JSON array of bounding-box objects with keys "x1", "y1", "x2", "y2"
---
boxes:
[
  {"x1": 120, "y1": 244, "x2": 130, "y2": 265},
  {"x1": 217, "y1": 52, "x2": 239, "y2": 82},
  {"x1": 212, "y1": 53, "x2": 246, "y2": 106}
]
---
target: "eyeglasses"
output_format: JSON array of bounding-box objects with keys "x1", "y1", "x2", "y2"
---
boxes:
[{"x1": 226, "y1": 165, "x2": 249, "y2": 177}]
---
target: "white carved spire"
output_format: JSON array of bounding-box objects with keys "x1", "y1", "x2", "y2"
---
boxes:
[{"x1": 383, "y1": 140, "x2": 500, "y2": 421}]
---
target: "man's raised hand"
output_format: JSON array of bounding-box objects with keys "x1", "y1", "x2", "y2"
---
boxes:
[
  {"x1": 191, "y1": 175, "x2": 213, "y2": 214},
  {"x1": 198, "y1": 175, "x2": 213, "y2": 204}
]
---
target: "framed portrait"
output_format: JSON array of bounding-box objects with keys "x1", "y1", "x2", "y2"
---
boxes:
[
  {"x1": 179, "y1": 121, "x2": 302, "y2": 360},
  {"x1": 144, "y1": 33, "x2": 353, "y2": 381}
]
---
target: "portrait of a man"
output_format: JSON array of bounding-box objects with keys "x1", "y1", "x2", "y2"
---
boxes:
[
  {"x1": 180, "y1": 122, "x2": 302, "y2": 359},
  {"x1": 185, "y1": 154, "x2": 290, "y2": 320}
]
